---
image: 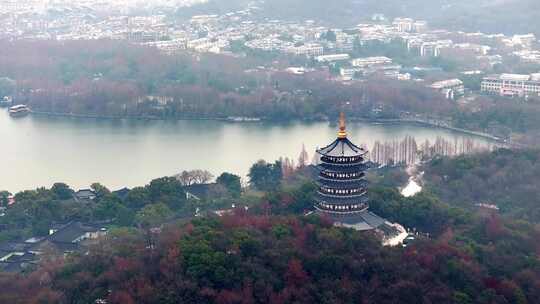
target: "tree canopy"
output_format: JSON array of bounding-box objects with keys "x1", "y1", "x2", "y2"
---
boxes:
[{"x1": 248, "y1": 160, "x2": 283, "y2": 191}]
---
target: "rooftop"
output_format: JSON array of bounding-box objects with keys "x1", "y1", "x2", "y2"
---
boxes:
[
  {"x1": 317, "y1": 138, "x2": 367, "y2": 157},
  {"x1": 317, "y1": 113, "x2": 367, "y2": 157},
  {"x1": 500, "y1": 74, "x2": 531, "y2": 81},
  {"x1": 430, "y1": 79, "x2": 463, "y2": 89}
]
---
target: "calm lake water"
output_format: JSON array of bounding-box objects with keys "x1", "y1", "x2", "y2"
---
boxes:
[{"x1": 0, "y1": 110, "x2": 493, "y2": 192}]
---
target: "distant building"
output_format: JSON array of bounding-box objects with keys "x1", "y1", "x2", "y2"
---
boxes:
[
  {"x1": 413, "y1": 21, "x2": 428, "y2": 33},
  {"x1": 430, "y1": 79, "x2": 465, "y2": 100},
  {"x1": 339, "y1": 68, "x2": 358, "y2": 80},
  {"x1": 481, "y1": 73, "x2": 540, "y2": 97},
  {"x1": 315, "y1": 54, "x2": 350, "y2": 63},
  {"x1": 393, "y1": 18, "x2": 415, "y2": 32},
  {"x1": 0, "y1": 222, "x2": 107, "y2": 272},
  {"x1": 420, "y1": 40, "x2": 452, "y2": 57},
  {"x1": 420, "y1": 42, "x2": 440, "y2": 57},
  {"x1": 75, "y1": 189, "x2": 96, "y2": 201},
  {"x1": 513, "y1": 50, "x2": 540, "y2": 64},
  {"x1": 397, "y1": 73, "x2": 411, "y2": 81},
  {"x1": 512, "y1": 34, "x2": 536, "y2": 48},
  {"x1": 286, "y1": 43, "x2": 324, "y2": 57},
  {"x1": 285, "y1": 67, "x2": 306, "y2": 75},
  {"x1": 453, "y1": 43, "x2": 491, "y2": 55},
  {"x1": 342, "y1": 56, "x2": 400, "y2": 80},
  {"x1": 351, "y1": 56, "x2": 392, "y2": 67}
]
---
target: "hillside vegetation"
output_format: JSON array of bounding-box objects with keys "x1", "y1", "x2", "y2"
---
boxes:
[{"x1": 423, "y1": 149, "x2": 540, "y2": 222}]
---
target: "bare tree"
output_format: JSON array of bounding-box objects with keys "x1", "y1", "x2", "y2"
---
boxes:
[
  {"x1": 175, "y1": 169, "x2": 214, "y2": 185},
  {"x1": 297, "y1": 144, "x2": 309, "y2": 169}
]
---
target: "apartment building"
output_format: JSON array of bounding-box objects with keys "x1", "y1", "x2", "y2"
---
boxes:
[
  {"x1": 285, "y1": 43, "x2": 324, "y2": 57},
  {"x1": 393, "y1": 18, "x2": 415, "y2": 32},
  {"x1": 481, "y1": 73, "x2": 540, "y2": 97},
  {"x1": 430, "y1": 79, "x2": 465, "y2": 99},
  {"x1": 351, "y1": 56, "x2": 392, "y2": 67},
  {"x1": 316, "y1": 54, "x2": 350, "y2": 63}
]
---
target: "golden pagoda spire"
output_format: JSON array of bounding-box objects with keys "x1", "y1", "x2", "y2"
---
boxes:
[{"x1": 338, "y1": 112, "x2": 347, "y2": 139}]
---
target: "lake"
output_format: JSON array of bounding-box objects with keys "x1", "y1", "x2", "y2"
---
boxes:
[{"x1": 0, "y1": 110, "x2": 493, "y2": 192}]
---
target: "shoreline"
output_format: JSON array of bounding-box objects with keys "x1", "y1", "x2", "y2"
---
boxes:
[
  {"x1": 28, "y1": 110, "x2": 503, "y2": 143},
  {"x1": 29, "y1": 110, "x2": 227, "y2": 121},
  {"x1": 351, "y1": 118, "x2": 503, "y2": 143}
]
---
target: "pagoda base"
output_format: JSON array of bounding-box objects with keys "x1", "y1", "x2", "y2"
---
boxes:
[
  {"x1": 317, "y1": 209, "x2": 406, "y2": 245},
  {"x1": 316, "y1": 209, "x2": 386, "y2": 230}
]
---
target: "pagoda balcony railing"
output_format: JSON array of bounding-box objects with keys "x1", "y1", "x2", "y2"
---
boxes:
[
  {"x1": 317, "y1": 191, "x2": 367, "y2": 199},
  {"x1": 319, "y1": 187, "x2": 366, "y2": 195},
  {"x1": 319, "y1": 174, "x2": 365, "y2": 182},
  {"x1": 315, "y1": 203, "x2": 369, "y2": 213},
  {"x1": 319, "y1": 161, "x2": 367, "y2": 168},
  {"x1": 319, "y1": 171, "x2": 365, "y2": 179},
  {"x1": 320, "y1": 156, "x2": 365, "y2": 165}
]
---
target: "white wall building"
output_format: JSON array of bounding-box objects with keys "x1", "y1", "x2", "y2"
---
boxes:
[
  {"x1": 481, "y1": 74, "x2": 540, "y2": 97},
  {"x1": 287, "y1": 43, "x2": 324, "y2": 57},
  {"x1": 413, "y1": 21, "x2": 428, "y2": 33},
  {"x1": 351, "y1": 56, "x2": 392, "y2": 67},
  {"x1": 393, "y1": 18, "x2": 415, "y2": 32},
  {"x1": 430, "y1": 79, "x2": 464, "y2": 99},
  {"x1": 316, "y1": 54, "x2": 350, "y2": 63},
  {"x1": 420, "y1": 40, "x2": 453, "y2": 57},
  {"x1": 512, "y1": 34, "x2": 536, "y2": 49}
]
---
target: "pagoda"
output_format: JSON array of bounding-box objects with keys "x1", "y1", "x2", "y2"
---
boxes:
[{"x1": 314, "y1": 113, "x2": 395, "y2": 231}]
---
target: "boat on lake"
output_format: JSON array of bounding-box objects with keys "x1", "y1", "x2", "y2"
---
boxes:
[
  {"x1": 8, "y1": 105, "x2": 30, "y2": 117},
  {"x1": 226, "y1": 116, "x2": 261, "y2": 122}
]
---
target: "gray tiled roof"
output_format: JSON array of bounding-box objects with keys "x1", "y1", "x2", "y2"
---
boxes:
[
  {"x1": 317, "y1": 137, "x2": 367, "y2": 157},
  {"x1": 318, "y1": 209, "x2": 392, "y2": 233}
]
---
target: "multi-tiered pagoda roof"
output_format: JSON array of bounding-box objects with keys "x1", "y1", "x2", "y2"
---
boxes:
[{"x1": 314, "y1": 113, "x2": 391, "y2": 231}]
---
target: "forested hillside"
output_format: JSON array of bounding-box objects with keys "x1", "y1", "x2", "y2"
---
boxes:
[
  {"x1": 1, "y1": 210, "x2": 539, "y2": 304},
  {"x1": 0, "y1": 40, "x2": 452, "y2": 121},
  {"x1": 1, "y1": 150, "x2": 540, "y2": 303},
  {"x1": 256, "y1": 0, "x2": 540, "y2": 35},
  {"x1": 423, "y1": 149, "x2": 540, "y2": 222}
]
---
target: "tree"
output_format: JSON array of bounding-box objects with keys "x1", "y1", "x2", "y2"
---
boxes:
[
  {"x1": 125, "y1": 187, "x2": 150, "y2": 209},
  {"x1": 51, "y1": 183, "x2": 74, "y2": 200},
  {"x1": 323, "y1": 30, "x2": 337, "y2": 42},
  {"x1": 148, "y1": 177, "x2": 186, "y2": 209},
  {"x1": 248, "y1": 160, "x2": 283, "y2": 191},
  {"x1": 93, "y1": 196, "x2": 122, "y2": 220},
  {"x1": 176, "y1": 171, "x2": 197, "y2": 186},
  {"x1": 0, "y1": 191, "x2": 11, "y2": 207},
  {"x1": 91, "y1": 183, "x2": 111, "y2": 198},
  {"x1": 193, "y1": 170, "x2": 214, "y2": 184},
  {"x1": 135, "y1": 203, "x2": 173, "y2": 228},
  {"x1": 176, "y1": 170, "x2": 214, "y2": 186},
  {"x1": 216, "y1": 173, "x2": 242, "y2": 197},
  {"x1": 297, "y1": 144, "x2": 309, "y2": 169}
]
